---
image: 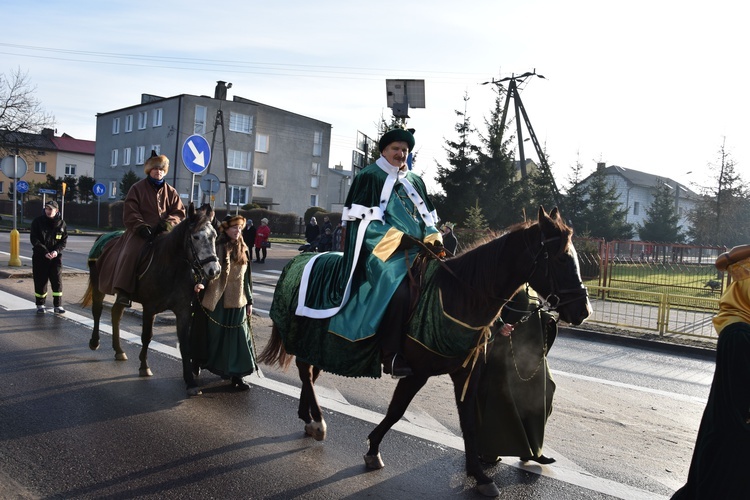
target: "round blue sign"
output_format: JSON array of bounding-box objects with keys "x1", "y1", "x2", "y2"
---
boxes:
[
  {"x1": 93, "y1": 183, "x2": 106, "y2": 197},
  {"x1": 182, "y1": 134, "x2": 211, "y2": 174},
  {"x1": 16, "y1": 180, "x2": 29, "y2": 194}
]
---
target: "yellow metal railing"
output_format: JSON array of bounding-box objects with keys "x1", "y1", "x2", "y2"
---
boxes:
[{"x1": 584, "y1": 286, "x2": 719, "y2": 339}]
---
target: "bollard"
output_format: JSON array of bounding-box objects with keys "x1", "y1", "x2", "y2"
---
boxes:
[{"x1": 9, "y1": 228, "x2": 21, "y2": 267}]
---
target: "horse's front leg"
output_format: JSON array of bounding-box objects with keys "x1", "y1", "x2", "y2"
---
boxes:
[
  {"x1": 296, "y1": 359, "x2": 326, "y2": 440},
  {"x1": 110, "y1": 302, "x2": 128, "y2": 361},
  {"x1": 138, "y1": 310, "x2": 155, "y2": 377},
  {"x1": 175, "y1": 308, "x2": 201, "y2": 397},
  {"x1": 365, "y1": 375, "x2": 428, "y2": 470},
  {"x1": 449, "y1": 369, "x2": 499, "y2": 497}
]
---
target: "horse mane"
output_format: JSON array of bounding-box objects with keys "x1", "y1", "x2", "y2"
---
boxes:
[{"x1": 158, "y1": 209, "x2": 210, "y2": 256}]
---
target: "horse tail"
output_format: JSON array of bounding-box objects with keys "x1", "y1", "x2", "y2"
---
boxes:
[
  {"x1": 80, "y1": 267, "x2": 94, "y2": 308},
  {"x1": 257, "y1": 323, "x2": 295, "y2": 370}
]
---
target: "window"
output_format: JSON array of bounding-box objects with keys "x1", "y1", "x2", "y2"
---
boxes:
[
  {"x1": 253, "y1": 169, "x2": 267, "y2": 187},
  {"x1": 227, "y1": 149, "x2": 251, "y2": 170},
  {"x1": 229, "y1": 112, "x2": 252, "y2": 133},
  {"x1": 138, "y1": 111, "x2": 148, "y2": 130},
  {"x1": 151, "y1": 144, "x2": 161, "y2": 156},
  {"x1": 112, "y1": 117, "x2": 120, "y2": 135},
  {"x1": 136, "y1": 146, "x2": 146, "y2": 165},
  {"x1": 633, "y1": 201, "x2": 640, "y2": 215},
  {"x1": 0, "y1": 181, "x2": 3, "y2": 193},
  {"x1": 34, "y1": 161, "x2": 46, "y2": 174},
  {"x1": 123, "y1": 148, "x2": 131, "y2": 166},
  {"x1": 313, "y1": 131, "x2": 323, "y2": 156},
  {"x1": 111, "y1": 149, "x2": 118, "y2": 167},
  {"x1": 311, "y1": 162, "x2": 320, "y2": 188},
  {"x1": 229, "y1": 185, "x2": 248, "y2": 206},
  {"x1": 64, "y1": 164, "x2": 77, "y2": 176},
  {"x1": 194, "y1": 105, "x2": 207, "y2": 135},
  {"x1": 310, "y1": 194, "x2": 319, "y2": 207},
  {"x1": 152, "y1": 108, "x2": 163, "y2": 127},
  {"x1": 125, "y1": 114, "x2": 133, "y2": 133},
  {"x1": 255, "y1": 133, "x2": 269, "y2": 153},
  {"x1": 109, "y1": 181, "x2": 117, "y2": 199}
]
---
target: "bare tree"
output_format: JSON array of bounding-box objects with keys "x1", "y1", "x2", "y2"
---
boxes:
[{"x1": 0, "y1": 67, "x2": 55, "y2": 133}]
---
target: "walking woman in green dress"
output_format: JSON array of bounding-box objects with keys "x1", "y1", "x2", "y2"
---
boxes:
[{"x1": 192, "y1": 214, "x2": 256, "y2": 390}]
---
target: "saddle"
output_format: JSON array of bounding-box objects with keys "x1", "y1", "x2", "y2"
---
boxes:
[{"x1": 406, "y1": 241, "x2": 447, "y2": 321}]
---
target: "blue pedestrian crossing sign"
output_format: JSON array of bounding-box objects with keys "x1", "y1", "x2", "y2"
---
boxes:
[
  {"x1": 93, "y1": 183, "x2": 106, "y2": 197},
  {"x1": 182, "y1": 134, "x2": 211, "y2": 174},
  {"x1": 16, "y1": 180, "x2": 29, "y2": 194}
]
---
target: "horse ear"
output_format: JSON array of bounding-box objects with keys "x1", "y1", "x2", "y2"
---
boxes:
[
  {"x1": 549, "y1": 206, "x2": 559, "y2": 220},
  {"x1": 188, "y1": 202, "x2": 196, "y2": 218},
  {"x1": 537, "y1": 206, "x2": 548, "y2": 222}
]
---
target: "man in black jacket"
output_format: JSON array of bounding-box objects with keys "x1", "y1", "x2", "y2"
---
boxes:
[{"x1": 30, "y1": 200, "x2": 68, "y2": 314}]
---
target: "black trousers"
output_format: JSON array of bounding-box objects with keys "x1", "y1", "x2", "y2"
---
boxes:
[
  {"x1": 32, "y1": 254, "x2": 63, "y2": 307},
  {"x1": 255, "y1": 246, "x2": 267, "y2": 261},
  {"x1": 377, "y1": 276, "x2": 410, "y2": 357}
]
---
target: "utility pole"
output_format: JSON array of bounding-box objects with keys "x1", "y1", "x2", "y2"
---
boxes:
[{"x1": 482, "y1": 70, "x2": 563, "y2": 209}]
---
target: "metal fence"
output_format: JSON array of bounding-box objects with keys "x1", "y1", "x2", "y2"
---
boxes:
[{"x1": 573, "y1": 238, "x2": 726, "y2": 341}]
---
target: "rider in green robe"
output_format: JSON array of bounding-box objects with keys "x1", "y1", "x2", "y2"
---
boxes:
[{"x1": 295, "y1": 128, "x2": 442, "y2": 376}]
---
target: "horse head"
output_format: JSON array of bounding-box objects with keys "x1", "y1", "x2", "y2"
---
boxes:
[
  {"x1": 524, "y1": 206, "x2": 592, "y2": 326},
  {"x1": 187, "y1": 203, "x2": 221, "y2": 281}
]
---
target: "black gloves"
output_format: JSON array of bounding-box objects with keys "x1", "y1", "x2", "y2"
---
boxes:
[{"x1": 138, "y1": 225, "x2": 154, "y2": 242}]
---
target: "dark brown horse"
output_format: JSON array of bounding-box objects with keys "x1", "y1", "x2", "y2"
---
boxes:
[
  {"x1": 259, "y1": 206, "x2": 591, "y2": 496},
  {"x1": 81, "y1": 203, "x2": 221, "y2": 396}
]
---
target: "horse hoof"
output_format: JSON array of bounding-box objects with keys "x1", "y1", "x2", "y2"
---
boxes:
[
  {"x1": 139, "y1": 368, "x2": 153, "y2": 377},
  {"x1": 89, "y1": 340, "x2": 100, "y2": 351},
  {"x1": 304, "y1": 420, "x2": 327, "y2": 441},
  {"x1": 364, "y1": 453, "x2": 384, "y2": 470},
  {"x1": 187, "y1": 387, "x2": 202, "y2": 397},
  {"x1": 115, "y1": 352, "x2": 128, "y2": 361},
  {"x1": 477, "y1": 481, "x2": 500, "y2": 497}
]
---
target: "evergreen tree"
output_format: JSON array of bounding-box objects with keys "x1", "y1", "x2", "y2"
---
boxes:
[
  {"x1": 579, "y1": 167, "x2": 634, "y2": 240},
  {"x1": 119, "y1": 170, "x2": 139, "y2": 200},
  {"x1": 434, "y1": 93, "x2": 481, "y2": 225},
  {"x1": 637, "y1": 181, "x2": 683, "y2": 242},
  {"x1": 687, "y1": 139, "x2": 749, "y2": 246},
  {"x1": 475, "y1": 88, "x2": 526, "y2": 229},
  {"x1": 77, "y1": 175, "x2": 96, "y2": 203},
  {"x1": 462, "y1": 200, "x2": 489, "y2": 247},
  {"x1": 562, "y1": 156, "x2": 588, "y2": 230},
  {"x1": 62, "y1": 175, "x2": 78, "y2": 204}
]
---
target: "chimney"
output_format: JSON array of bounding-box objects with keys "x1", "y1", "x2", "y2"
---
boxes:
[
  {"x1": 214, "y1": 81, "x2": 232, "y2": 100},
  {"x1": 596, "y1": 162, "x2": 606, "y2": 172},
  {"x1": 41, "y1": 128, "x2": 55, "y2": 139}
]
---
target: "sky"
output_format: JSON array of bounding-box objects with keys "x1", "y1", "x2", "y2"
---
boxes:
[{"x1": 2, "y1": 0, "x2": 747, "y2": 198}]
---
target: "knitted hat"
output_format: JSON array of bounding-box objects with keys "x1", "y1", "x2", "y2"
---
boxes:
[
  {"x1": 45, "y1": 200, "x2": 59, "y2": 210},
  {"x1": 260, "y1": 217, "x2": 269, "y2": 224},
  {"x1": 221, "y1": 214, "x2": 246, "y2": 231},
  {"x1": 144, "y1": 150, "x2": 169, "y2": 175},
  {"x1": 378, "y1": 128, "x2": 415, "y2": 152}
]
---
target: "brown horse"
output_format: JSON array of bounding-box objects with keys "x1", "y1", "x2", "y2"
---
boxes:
[
  {"x1": 81, "y1": 203, "x2": 221, "y2": 396},
  {"x1": 259, "y1": 206, "x2": 591, "y2": 496}
]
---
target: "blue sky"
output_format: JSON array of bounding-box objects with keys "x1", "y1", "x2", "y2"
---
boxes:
[{"x1": 3, "y1": 0, "x2": 747, "y2": 196}]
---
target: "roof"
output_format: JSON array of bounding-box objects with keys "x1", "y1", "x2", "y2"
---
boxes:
[
  {"x1": 0, "y1": 130, "x2": 56, "y2": 150},
  {"x1": 51, "y1": 134, "x2": 95, "y2": 155},
  {"x1": 590, "y1": 165, "x2": 701, "y2": 200}
]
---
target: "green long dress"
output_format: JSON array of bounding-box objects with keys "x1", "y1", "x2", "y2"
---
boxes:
[{"x1": 475, "y1": 288, "x2": 557, "y2": 461}]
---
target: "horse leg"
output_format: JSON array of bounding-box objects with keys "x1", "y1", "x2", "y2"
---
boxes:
[
  {"x1": 110, "y1": 302, "x2": 128, "y2": 361},
  {"x1": 296, "y1": 359, "x2": 326, "y2": 440},
  {"x1": 364, "y1": 375, "x2": 428, "y2": 470},
  {"x1": 175, "y1": 308, "x2": 201, "y2": 397},
  {"x1": 88, "y1": 288, "x2": 105, "y2": 351},
  {"x1": 449, "y1": 369, "x2": 499, "y2": 497},
  {"x1": 138, "y1": 311, "x2": 155, "y2": 377}
]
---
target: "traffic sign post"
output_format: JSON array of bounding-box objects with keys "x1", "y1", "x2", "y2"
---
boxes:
[
  {"x1": 38, "y1": 188, "x2": 56, "y2": 210},
  {"x1": 183, "y1": 135, "x2": 212, "y2": 205},
  {"x1": 200, "y1": 173, "x2": 221, "y2": 207},
  {"x1": 0, "y1": 155, "x2": 27, "y2": 267},
  {"x1": 93, "y1": 183, "x2": 106, "y2": 228}
]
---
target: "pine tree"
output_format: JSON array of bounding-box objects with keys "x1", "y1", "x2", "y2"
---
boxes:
[
  {"x1": 687, "y1": 139, "x2": 749, "y2": 246},
  {"x1": 562, "y1": 156, "x2": 587, "y2": 230},
  {"x1": 462, "y1": 200, "x2": 489, "y2": 247},
  {"x1": 579, "y1": 167, "x2": 633, "y2": 240},
  {"x1": 638, "y1": 181, "x2": 683, "y2": 243},
  {"x1": 119, "y1": 170, "x2": 139, "y2": 200},
  {"x1": 434, "y1": 93, "x2": 481, "y2": 225}
]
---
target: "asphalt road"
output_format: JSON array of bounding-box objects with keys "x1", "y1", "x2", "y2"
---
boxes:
[{"x1": 0, "y1": 233, "x2": 716, "y2": 498}]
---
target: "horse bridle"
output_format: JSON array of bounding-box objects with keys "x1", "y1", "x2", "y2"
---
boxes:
[{"x1": 188, "y1": 222, "x2": 219, "y2": 284}]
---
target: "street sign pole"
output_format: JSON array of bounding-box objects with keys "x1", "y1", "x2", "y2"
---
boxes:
[{"x1": 9, "y1": 154, "x2": 21, "y2": 267}]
